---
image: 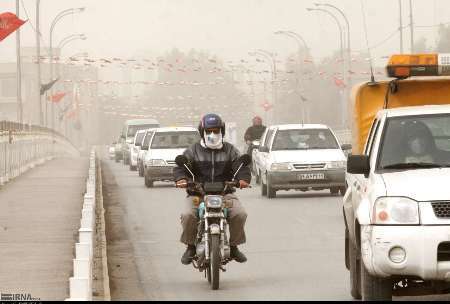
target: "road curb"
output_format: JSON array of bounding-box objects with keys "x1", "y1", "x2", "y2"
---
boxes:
[{"x1": 97, "y1": 157, "x2": 111, "y2": 301}]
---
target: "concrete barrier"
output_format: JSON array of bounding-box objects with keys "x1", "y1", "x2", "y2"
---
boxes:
[{"x1": 66, "y1": 149, "x2": 98, "y2": 301}]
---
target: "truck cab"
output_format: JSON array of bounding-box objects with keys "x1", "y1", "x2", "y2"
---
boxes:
[{"x1": 344, "y1": 54, "x2": 450, "y2": 300}]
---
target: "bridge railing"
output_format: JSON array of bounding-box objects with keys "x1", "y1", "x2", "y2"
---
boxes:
[{"x1": 0, "y1": 121, "x2": 79, "y2": 185}]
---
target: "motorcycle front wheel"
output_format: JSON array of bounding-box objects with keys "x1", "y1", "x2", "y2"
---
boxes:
[{"x1": 210, "y1": 234, "x2": 221, "y2": 290}]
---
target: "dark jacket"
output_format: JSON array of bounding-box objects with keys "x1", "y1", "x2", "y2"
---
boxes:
[
  {"x1": 244, "y1": 125, "x2": 266, "y2": 142},
  {"x1": 173, "y1": 141, "x2": 251, "y2": 195}
]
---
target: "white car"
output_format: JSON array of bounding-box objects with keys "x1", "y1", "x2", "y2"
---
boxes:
[
  {"x1": 255, "y1": 124, "x2": 348, "y2": 198},
  {"x1": 129, "y1": 130, "x2": 147, "y2": 171},
  {"x1": 108, "y1": 144, "x2": 115, "y2": 160},
  {"x1": 137, "y1": 128, "x2": 156, "y2": 177},
  {"x1": 345, "y1": 105, "x2": 450, "y2": 300},
  {"x1": 143, "y1": 127, "x2": 200, "y2": 188}
]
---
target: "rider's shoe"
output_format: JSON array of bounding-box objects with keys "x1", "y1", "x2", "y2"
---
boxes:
[
  {"x1": 181, "y1": 245, "x2": 196, "y2": 265},
  {"x1": 230, "y1": 246, "x2": 247, "y2": 263}
]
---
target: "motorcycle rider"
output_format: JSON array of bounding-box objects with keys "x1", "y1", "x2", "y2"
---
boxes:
[
  {"x1": 174, "y1": 113, "x2": 251, "y2": 265},
  {"x1": 244, "y1": 116, "x2": 266, "y2": 157}
]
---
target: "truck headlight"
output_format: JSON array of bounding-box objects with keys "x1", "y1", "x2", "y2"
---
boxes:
[
  {"x1": 270, "y1": 163, "x2": 292, "y2": 171},
  {"x1": 327, "y1": 161, "x2": 346, "y2": 169},
  {"x1": 372, "y1": 197, "x2": 419, "y2": 225},
  {"x1": 147, "y1": 159, "x2": 166, "y2": 166}
]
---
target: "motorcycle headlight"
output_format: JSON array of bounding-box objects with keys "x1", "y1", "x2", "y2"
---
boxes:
[
  {"x1": 270, "y1": 163, "x2": 292, "y2": 171},
  {"x1": 372, "y1": 197, "x2": 419, "y2": 225},
  {"x1": 327, "y1": 161, "x2": 346, "y2": 169},
  {"x1": 205, "y1": 196, "x2": 223, "y2": 208},
  {"x1": 148, "y1": 159, "x2": 166, "y2": 166}
]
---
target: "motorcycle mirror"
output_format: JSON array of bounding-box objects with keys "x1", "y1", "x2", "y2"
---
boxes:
[
  {"x1": 175, "y1": 155, "x2": 188, "y2": 167},
  {"x1": 238, "y1": 154, "x2": 251, "y2": 166}
]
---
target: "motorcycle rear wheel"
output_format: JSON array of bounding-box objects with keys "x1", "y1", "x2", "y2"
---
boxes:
[{"x1": 210, "y1": 234, "x2": 221, "y2": 290}]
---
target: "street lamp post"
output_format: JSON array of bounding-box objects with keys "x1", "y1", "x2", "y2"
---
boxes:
[
  {"x1": 307, "y1": 7, "x2": 346, "y2": 128},
  {"x1": 48, "y1": 7, "x2": 85, "y2": 130},
  {"x1": 307, "y1": 8, "x2": 343, "y2": 59},
  {"x1": 249, "y1": 49, "x2": 277, "y2": 124},
  {"x1": 314, "y1": 3, "x2": 352, "y2": 128},
  {"x1": 56, "y1": 34, "x2": 87, "y2": 136},
  {"x1": 274, "y1": 30, "x2": 310, "y2": 123}
]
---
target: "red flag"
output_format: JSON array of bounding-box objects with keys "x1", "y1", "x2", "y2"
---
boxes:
[
  {"x1": 48, "y1": 92, "x2": 66, "y2": 103},
  {"x1": 333, "y1": 77, "x2": 346, "y2": 88},
  {"x1": 0, "y1": 12, "x2": 26, "y2": 42}
]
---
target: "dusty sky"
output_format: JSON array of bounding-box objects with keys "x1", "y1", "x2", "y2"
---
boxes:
[{"x1": 0, "y1": 0, "x2": 448, "y2": 65}]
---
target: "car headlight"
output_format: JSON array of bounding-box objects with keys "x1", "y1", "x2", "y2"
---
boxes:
[
  {"x1": 327, "y1": 161, "x2": 346, "y2": 169},
  {"x1": 147, "y1": 159, "x2": 166, "y2": 166},
  {"x1": 270, "y1": 163, "x2": 292, "y2": 171},
  {"x1": 372, "y1": 197, "x2": 419, "y2": 225}
]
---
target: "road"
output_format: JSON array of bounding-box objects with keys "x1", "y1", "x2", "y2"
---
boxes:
[
  {"x1": 102, "y1": 154, "x2": 350, "y2": 300},
  {"x1": 100, "y1": 154, "x2": 450, "y2": 301}
]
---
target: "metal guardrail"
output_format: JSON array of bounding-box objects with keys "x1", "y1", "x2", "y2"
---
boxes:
[{"x1": 0, "y1": 121, "x2": 79, "y2": 185}]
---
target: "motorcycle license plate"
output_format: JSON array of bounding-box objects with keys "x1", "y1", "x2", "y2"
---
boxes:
[{"x1": 298, "y1": 173, "x2": 325, "y2": 180}]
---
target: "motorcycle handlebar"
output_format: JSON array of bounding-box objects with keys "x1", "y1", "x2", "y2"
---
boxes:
[{"x1": 176, "y1": 180, "x2": 250, "y2": 190}]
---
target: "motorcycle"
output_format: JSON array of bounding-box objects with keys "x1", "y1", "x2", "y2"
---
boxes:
[{"x1": 175, "y1": 154, "x2": 251, "y2": 290}]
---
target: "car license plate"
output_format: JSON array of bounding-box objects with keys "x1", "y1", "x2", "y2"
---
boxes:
[{"x1": 298, "y1": 173, "x2": 325, "y2": 180}]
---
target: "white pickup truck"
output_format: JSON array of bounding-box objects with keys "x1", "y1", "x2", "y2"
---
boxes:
[
  {"x1": 345, "y1": 105, "x2": 450, "y2": 300},
  {"x1": 344, "y1": 53, "x2": 450, "y2": 300}
]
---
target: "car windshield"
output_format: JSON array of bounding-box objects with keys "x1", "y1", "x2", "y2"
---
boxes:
[
  {"x1": 151, "y1": 131, "x2": 199, "y2": 149},
  {"x1": 378, "y1": 114, "x2": 450, "y2": 170},
  {"x1": 134, "y1": 132, "x2": 146, "y2": 145},
  {"x1": 272, "y1": 129, "x2": 339, "y2": 151},
  {"x1": 127, "y1": 124, "x2": 159, "y2": 137},
  {"x1": 142, "y1": 132, "x2": 154, "y2": 147}
]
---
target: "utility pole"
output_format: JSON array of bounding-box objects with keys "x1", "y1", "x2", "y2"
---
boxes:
[
  {"x1": 409, "y1": 0, "x2": 414, "y2": 53},
  {"x1": 36, "y1": 0, "x2": 43, "y2": 125},
  {"x1": 16, "y1": 0, "x2": 23, "y2": 124},
  {"x1": 399, "y1": 0, "x2": 404, "y2": 53}
]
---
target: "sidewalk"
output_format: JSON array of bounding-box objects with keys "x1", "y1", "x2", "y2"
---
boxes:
[{"x1": 0, "y1": 157, "x2": 88, "y2": 301}]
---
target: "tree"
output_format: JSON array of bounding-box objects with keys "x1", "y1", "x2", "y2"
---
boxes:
[
  {"x1": 436, "y1": 25, "x2": 450, "y2": 52},
  {"x1": 413, "y1": 37, "x2": 430, "y2": 53}
]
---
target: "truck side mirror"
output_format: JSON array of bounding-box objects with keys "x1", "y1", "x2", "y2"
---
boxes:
[{"x1": 347, "y1": 155, "x2": 370, "y2": 178}]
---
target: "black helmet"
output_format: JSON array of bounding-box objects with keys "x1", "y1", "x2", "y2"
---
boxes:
[{"x1": 198, "y1": 113, "x2": 225, "y2": 137}]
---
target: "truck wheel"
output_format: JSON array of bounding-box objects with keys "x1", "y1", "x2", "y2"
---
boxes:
[
  {"x1": 145, "y1": 175, "x2": 154, "y2": 188},
  {"x1": 348, "y1": 237, "x2": 362, "y2": 299},
  {"x1": 339, "y1": 186, "x2": 347, "y2": 196},
  {"x1": 361, "y1": 260, "x2": 392, "y2": 301},
  {"x1": 330, "y1": 187, "x2": 339, "y2": 195},
  {"x1": 261, "y1": 174, "x2": 267, "y2": 196},
  {"x1": 267, "y1": 175, "x2": 276, "y2": 199}
]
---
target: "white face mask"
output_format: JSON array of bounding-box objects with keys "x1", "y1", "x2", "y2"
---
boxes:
[{"x1": 204, "y1": 130, "x2": 223, "y2": 149}]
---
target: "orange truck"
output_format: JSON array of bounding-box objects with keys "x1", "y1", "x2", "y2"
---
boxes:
[{"x1": 350, "y1": 54, "x2": 450, "y2": 154}]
